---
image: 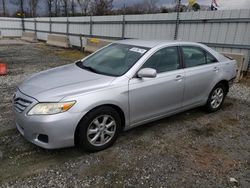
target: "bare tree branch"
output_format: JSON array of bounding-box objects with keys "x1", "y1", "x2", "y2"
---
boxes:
[
  {"x1": 10, "y1": 0, "x2": 25, "y2": 17},
  {"x1": 71, "y1": 0, "x2": 76, "y2": 16},
  {"x1": 77, "y1": 0, "x2": 91, "y2": 15},
  {"x1": 90, "y1": 0, "x2": 113, "y2": 16},
  {"x1": 1, "y1": 0, "x2": 7, "y2": 16},
  {"x1": 61, "y1": 0, "x2": 69, "y2": 16},
  {"x1": 28, "y1": 0, "x2": 39, "y2": 17}
]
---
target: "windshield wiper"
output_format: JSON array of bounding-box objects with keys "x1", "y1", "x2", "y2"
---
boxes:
[
  {"x1": 82, "y1": 65, "x2": 98, "y2": 73},
  {"x1": 76, "y1": 61, "x2": 98, "y2": 73},
  {"x1": 75, "y1": 61, "x2": 116, "y2": 77}
]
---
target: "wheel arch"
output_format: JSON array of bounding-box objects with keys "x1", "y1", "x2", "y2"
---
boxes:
[
  {"x1": 216, "y1": 80, "x2": 229, "y2": 93},
  {"x1": 74, "y1": 104, "x2": 126, "y2": 146}
]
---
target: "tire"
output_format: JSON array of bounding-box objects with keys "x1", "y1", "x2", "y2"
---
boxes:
[
  {"x1": 205, "y1": 83, "x2": 226, "y2": 112},
  {"x1": 75, "y1": 106, "x2": 122, "y2": 152}
]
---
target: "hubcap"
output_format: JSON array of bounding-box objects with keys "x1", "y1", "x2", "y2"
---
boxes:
[
  {"x1": 210, "y1": 87, "x2": 224, "y2": 109},
  {"x1": 87, "y1": 115, "x2": 116, "y2": 147}
]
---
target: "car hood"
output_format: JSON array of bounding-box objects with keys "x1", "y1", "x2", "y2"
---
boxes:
[{"x1": 19, "y1": 63, "x2": 115, "y2": 102}]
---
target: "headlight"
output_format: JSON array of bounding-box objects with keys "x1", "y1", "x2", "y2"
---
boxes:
[{"x1": 27, "y1": 101, "x2": 76, "y2": 115}]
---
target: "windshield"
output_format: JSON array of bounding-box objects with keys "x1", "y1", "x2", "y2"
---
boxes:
[{"x1": 77, "y1": 43, "x2": 149, "y2": 76}]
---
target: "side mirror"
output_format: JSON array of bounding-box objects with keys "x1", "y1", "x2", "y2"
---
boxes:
[{"x1": 137, "y1": 68, "x2": 157, "y2": 78}]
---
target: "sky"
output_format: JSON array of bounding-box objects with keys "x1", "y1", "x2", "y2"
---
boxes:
[
  {"x1": 114, "y1": 0, "x2": 250, "y2": 9},
  {"x1": 1, "y1": 0, "x2": 250, "y2": 16}
]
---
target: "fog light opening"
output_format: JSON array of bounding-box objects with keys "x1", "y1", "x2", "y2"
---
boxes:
[{"x1": 37, "y1": 134, "x2": 49, "y2": 143}]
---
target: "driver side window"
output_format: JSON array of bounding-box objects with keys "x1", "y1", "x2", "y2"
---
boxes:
[{"x1": 141, "y1": 46, "x2": 180, "y2": 73}]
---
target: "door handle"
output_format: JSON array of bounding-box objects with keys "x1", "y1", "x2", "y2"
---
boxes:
[
  {"x1": 175, "y1": 75, "x2": 183, "y2": 81},
  {"x1": 213, "y1": 67, "x2": 219, "y2": 72}
]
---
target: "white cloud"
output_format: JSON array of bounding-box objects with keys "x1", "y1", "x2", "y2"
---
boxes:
[
  {"x1": 183, "y1": 0, "x2": 250, "y2": 9},
  {"x1": 218, "y1": 0, "x2": 250, "y2": 9},
  {"x1": 116, "y1": 0, "x2": 250, "y2": 9}
]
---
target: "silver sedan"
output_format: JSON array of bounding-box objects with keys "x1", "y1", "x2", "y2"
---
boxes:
[{"x1": 13, "y1": 40, "x2": 237, "y2": 151}]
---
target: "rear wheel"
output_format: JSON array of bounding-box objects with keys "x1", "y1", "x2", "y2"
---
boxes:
[
  {"x1": 76, "y1": 106, "x2": 121, "y2": 152},
  {"x1": 205, "y1": 83, "x2": 226, "y2": 112}
]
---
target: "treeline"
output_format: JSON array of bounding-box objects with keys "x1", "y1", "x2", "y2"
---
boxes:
[{"x1": 0, "y1": 0, "x2": 202, "y2": 18}]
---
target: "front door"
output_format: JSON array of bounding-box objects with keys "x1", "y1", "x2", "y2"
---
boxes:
[{"x1": 129, "y1": 46, "x2": 185, "y2": 125}]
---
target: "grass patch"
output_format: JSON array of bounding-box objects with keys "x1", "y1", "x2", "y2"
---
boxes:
[
  {"x1": 53, "y1": 49, "x2": 87, "y2": 60},
  {"x1": 37, "y1": 43, "x2": 88, "y2": 61}
]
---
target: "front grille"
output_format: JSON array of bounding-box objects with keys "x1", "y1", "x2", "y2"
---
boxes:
[{"x1": 14, "y1": 97, "x2": 32, "y2": 113}]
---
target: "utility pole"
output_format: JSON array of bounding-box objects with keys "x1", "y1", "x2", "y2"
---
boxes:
[
  {"x1": 122, "y1": 3, "x2": 126, "y2": 39},
  {"x1": 20, "y1": 0, "x2": 25, "y2": 31},
  {"x1": 174, "y1": 0, "x2": 181, "y2": 40}
]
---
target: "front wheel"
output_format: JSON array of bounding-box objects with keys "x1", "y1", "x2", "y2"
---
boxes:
[
  {"x1": 205, "y1": 83, "x2": 226, "y2": 112},
  {"x1": 75, "y1": 106, "x2": 121, "y2": 152}
]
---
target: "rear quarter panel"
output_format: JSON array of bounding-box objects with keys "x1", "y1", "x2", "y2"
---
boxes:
[
  {"x1": 199, "y1": 44, "x2": 237, "y2": 87},
  {"x1": 219, "y1": 59, "x2": 237, "y2": 82}
]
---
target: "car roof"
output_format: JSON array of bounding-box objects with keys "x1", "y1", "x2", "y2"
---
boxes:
[{"x1": 114, "y1": 39, "x2": 201, "y2": 48}]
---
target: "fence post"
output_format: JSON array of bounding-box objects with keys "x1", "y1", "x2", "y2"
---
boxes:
[
  {"x1": 90, "y1": 16, "x2": 93, "y2": 37},
  {"x1": 121, "y1": 14, "x2": 125, "y2": 39},
  {"x1": 20, "y1": 0, "x2": 25, "y2": 32},
  {"x1": 66, "y1": 17, "x2": 69, "y2": 36},
  {"x1": 174, "y1": 0, "x2": 181, "y2": 40},
  {"x1": 34, "y1": 18, "x2": 37, "y2": 35},
  {"x1": 49, "y1": 17, "x2": 52, "y2": 34},
  {"x1": 21, "y1": 18, "x2": 25, "y2": 32},
  {"x1": 80, "y1": 36, "x2": 84, "y2": 52}
]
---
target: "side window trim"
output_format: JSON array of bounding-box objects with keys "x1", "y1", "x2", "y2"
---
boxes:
[
  {"x1": 139, "y1": 46, "x2": 181, "y2": 74},
  {"x1": 177, "y1": 46, "x2": 185, "y2": 69}
]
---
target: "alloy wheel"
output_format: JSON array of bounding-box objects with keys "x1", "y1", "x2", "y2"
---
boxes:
[
  {"x1": 210, "y1": 87, "x2": 224, "y2": 109},
  {"x1": 87, "y1": 115, "x2": 116, "y2": 147}
]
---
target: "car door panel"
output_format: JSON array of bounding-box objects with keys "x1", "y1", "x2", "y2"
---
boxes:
[
  {"x1": 181, "y1": 46, "x2": 221, "y2": 107},
  {"x1": 183, "y1": 63, "x2": 220, "y2": 107},
  {"x1": 129, "y1": 69, "x2": 184, "y2": 124}
]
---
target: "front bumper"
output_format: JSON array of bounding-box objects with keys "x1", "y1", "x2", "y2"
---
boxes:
[{"x1": 14, "y1": 90, "x2": 82, "y2": 149}]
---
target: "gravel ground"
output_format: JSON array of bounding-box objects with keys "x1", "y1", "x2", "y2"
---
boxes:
[
  {"x1": 0, "y1": 42, "x2": 250, "y2": 187},
  {"x1": 228, "y1": 83, "x2": 250, "y2": 104}
]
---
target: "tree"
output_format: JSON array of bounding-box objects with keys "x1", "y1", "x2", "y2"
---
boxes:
[
  {"x1": 70, "y1": 0, "x2": 76, "y2": 16},
  {"x1": 46, "y1": 0, "x2": 61, "y2": 17},
  {"x1": 1, "y1": 0, "x2": 7, "y2": 16},
  {"x1": 54, "y1": 0, "x2": 60, "y2": 16},
  {"x1": 61, "y1": 0, "x2": 69, "y2": 16},
  {"x1": 28, "y1": 0, "x2": 39, "y2": 17},
  {"x1": 188, "y1": 0, "x2": 200, "y2": 11},
  {"x1": 121, "y1": 0, "x2": 159, "y2": 15},
  {"x1": 90, "y1": 0, "x2": 113, "y2": 16},
  {"x1": 77, "y1": 0, "x2": 91, "y2": 15},
  {"x1": 160, "y1": 7, "x2": 169, "y2": 13},
  {"x1": 143, "y1": 0, "x2": 159, "y2": 13},
  {"x1": 10, "y1": 0, "x2": 25, "y2": 17},
  {"x1": 47, "y1": 0, "x2": 53, "y2": 17}
]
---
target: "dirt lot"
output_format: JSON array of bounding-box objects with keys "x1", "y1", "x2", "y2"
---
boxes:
[{"x1": 0, "y1": 41, "x2": 250, "y2": 187}]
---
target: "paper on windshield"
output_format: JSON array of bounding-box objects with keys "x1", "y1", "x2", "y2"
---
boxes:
[{"x1": 129, "y1": 47, "x2": 147, "y2": 54}]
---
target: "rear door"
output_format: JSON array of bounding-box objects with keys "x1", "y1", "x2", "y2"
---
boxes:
[
  {"x1": 128, "y1": 46, "x2": 185, "y2": 124},
  {"x1": 181, "y1": 46, "x2": 220, "y2": 107}
]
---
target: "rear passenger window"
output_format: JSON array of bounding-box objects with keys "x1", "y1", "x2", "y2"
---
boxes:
[{"x1": 182, "y1": 47, "x2": 206, "y2": 68}]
